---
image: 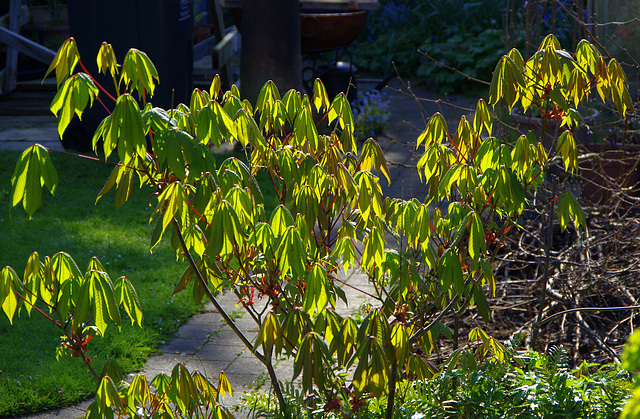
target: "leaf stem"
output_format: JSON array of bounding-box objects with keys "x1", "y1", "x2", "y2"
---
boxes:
[
  {"x1": 172, "y1": 218, "x2": 258, "y2": 356},
  {"x1": 14, "y1": 291, "x2": 60, "y2": 327},
  {"x1": 171, "y1": 217, "x2": 289, "y2": 412},
  {"x1": 384, "y1": 352, "x2": 397, "y2": 419},
  {"x1": 78, "y1": 59, "x2": 117, "y2": 103}
]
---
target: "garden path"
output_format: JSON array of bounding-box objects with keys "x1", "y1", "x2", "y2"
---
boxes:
[{"x1": 1, "y1": 78, "x2": 475, "y2": 419}]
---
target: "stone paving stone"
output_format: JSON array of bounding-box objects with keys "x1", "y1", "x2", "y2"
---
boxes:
[
  {"x1": 14, "y1": 399, "x2": 93, "y2": 419},
  {"x1": 272, "y1": 361, "x2": 296, "y2": 385},
  {"x1": 225, "y1": 354, "x2": 267, "y2": 376},
  {"x1": 0, "y1": 139, "x2": 63, "y2": 152},
  {"x1": 222, "y1": 371, "x2": 265, "y2": 392},
  {"x1": 0, "y1": 127, "x2": 57, "y2": 141},
  {"x1": 142, "y1": 353, "x2": 191, "y2": 377},
  {"x1": 162, "y1": 337, "x2": 207, "y2": 355},
  {"x1": 176, "y1": 322, "x2": 217, "y2": 340},
  {"x1": 206, "y1": 326, "x2": 258, "y2": 347},
  {"x1": 194, "y1": 342, "x2": 245, "y2": 363},
  {"x1": 0, "y1": 115, "x2": 58, "y2": 129},
  {"x1": 185, "y1": 359, "x2": 231, "y2": 377},
  {"x1": 187, "y1": 311, "x2": 224, "y2": 326},
  {"x1": 0, "y1": 116, "x2": 64, "y2": 152}
]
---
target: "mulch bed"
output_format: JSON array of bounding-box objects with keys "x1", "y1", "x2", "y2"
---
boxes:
[{"x1": 456, "y1": 180, "x2": 640, "y2": 366}]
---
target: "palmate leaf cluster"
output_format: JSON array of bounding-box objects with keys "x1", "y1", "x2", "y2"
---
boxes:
[
  {"x1": 0, "y1": 252, "x2": 142, "y2": 337},
  {"x1": 490, "y1": 35, "x2": 633, "y2": 119},
  {"x1": 5, "y1": 34, "x2": 634, "y2": 417}
]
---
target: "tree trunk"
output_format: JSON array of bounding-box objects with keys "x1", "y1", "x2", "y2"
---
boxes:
[{"x1": 240, "y1": 0, "x2": 303, "y2": 103}]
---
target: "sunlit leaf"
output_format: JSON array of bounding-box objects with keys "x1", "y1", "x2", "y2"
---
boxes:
[
  {"x1": 556, "y1": 130, "x2": 577, "y2": 173},
  {"x1": 50, "y1": 73, "x2": 99, "y2": 139},
  {"x1": 473, "y1": 98, "x2": 492, "y2": 136},
  {"x1": 209, "y1": 74, "x2": 222, "y2": 100},
  {"x1": 312, "y1": 78, "x2": 330, "y2": 113},
  {"x1": 439, "y1": 249, "x2": 464, "y2": 296},
  {"x1": 120, "y1": 48, "x2": 159, "y2": 100},
  {"x1": 97, "y1": 42, "x2": 118, "y2": 78},
  {"x1": 255, "y1": 311, "x2": 282, "y2": 354},
  {"x1": 557, "y1": 191, "x2": 585, "y2": 232},
  {"x1": 44, "y1": 37, "x2": 80, "y2": 88},
  {"x1": 0, "y1": 267, "x2": 20, "y2": 323},
  {"x1": 359, "y1": 138, "x2": 391, "y2": 184},
  {"x1": 303, "y1": 264, "x2": 329, "y2": 315},
  {"x1": 11, "y1": 145, "x2": 58, "y2": 218},
  {"x1": 96, "y1": 376, "x2": 124, "y2": 413},
  {"x1": 276, "y1": 226, "x2": 306, "y2": 277},
  {"x1": 115, "y1": 276, "x2": 143, "y2": 327},
  {"x1": 469, "y1": 211, "x2": 486, "y2": 265}
]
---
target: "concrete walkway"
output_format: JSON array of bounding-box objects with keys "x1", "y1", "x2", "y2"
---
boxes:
[{"x1": 2, "y1": 78, "x2": 475, "y2": 419}]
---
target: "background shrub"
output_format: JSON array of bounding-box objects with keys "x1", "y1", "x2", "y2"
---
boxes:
[{"x1": 352, "y1": 0, "x2": 582, "y2": 94}]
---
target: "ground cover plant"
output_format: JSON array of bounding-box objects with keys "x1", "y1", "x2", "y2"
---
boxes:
[
  {"x1": 244, "y1": 344, "x2": 631, "y2": 418},
  {"x1": 2, "y1": 31, "x2": 637, "y2": 419},
  {"x1": 0, "y1": 150, "x2": 204, "y2": 416}
]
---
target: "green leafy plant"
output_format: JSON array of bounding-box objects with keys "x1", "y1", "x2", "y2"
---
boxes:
[
  {"x1": 486, "y1": 34, "x2": 636, "y2": 349},
  {"x1": 243, "y1": 343, "x2": 631, "y2": 418},
  {"x1": 0, "y1": 149, "x2": 209, "y2": 416},
  {"x1": 489, "y1": 35, "x2": 634, "y2": 129},
  {"x1": 352, "y1": 0, "x2": 511, "y2": 92},
  {"x1": 4, "y1": 33, "x2": 632, "y2": 419},
  {"x1": 87, "y1": 364, "x2": 234, "y2": 419},
  {"x1": 620, "y1": 330, "x2": 640, "y2": 418},
  {"x1": 0, "y1": 251, "x2": 142, "y2": 379},
  {"x1": 417, "y1": 27, "x2": 506, "y2": 95}
]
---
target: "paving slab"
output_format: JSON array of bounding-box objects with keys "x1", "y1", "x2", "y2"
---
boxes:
[{"x1": 0, "y1": 115, "x2": 64, "y2": 152}]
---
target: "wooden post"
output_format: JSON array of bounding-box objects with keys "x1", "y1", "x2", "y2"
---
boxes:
[
  {"x1": 3, "y1": 0, "x2": 20, "y2": 93},
  {"x1": 208, "y1": 0, "x2": 233, "y2": 90},
  {"x1": 239, "y1": 0, "x2": 302, "y2": 103}
]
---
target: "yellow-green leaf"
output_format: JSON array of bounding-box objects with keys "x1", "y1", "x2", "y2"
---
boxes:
[
  {"x1": 218, "y1": 371, "x2": 233, "y2": 398},
  {"x1": 120, "y1": 48, "x2": 159, "y2": 100},
  {"x1": 303, "y1": 264, "x2": 329, "y2": 315},
  {"x1": 439, "y1": 249, "x2": 464, "y2": 295},
  {"x1": 556, "y1": 130, "x2": 577, "y2": 173},
  {"x1": 50, "y1": 73, "x2": 99, "y2": 139},
  {"x1": 44, "y1": 37, "x2": 80, "y2": 88},
  {"x1": 97, "y1": 42, "x2": 118, "y2": 77},
  {"x1": 115, "y1": 276, "x2": 143, "y2": 327},
  {"x1": 276, "y1": 226, "x2": 306, "y2": 277},
  {"x1": 473, "y1": 99, "x2": 492, "y2": 136},
  {"x1": 417, "y1": 112, "x2": 447, "y2": 149},
  {"x1": 469, "y1": 211, "x2": 486, "y2": 265},
  {"x1": 96, "y1": 376, "x2": 124, "y2": 412},
  {"x1": 312, "y1": 78, "x2": 330, "y2": 113},
  {"x1": 209, "y1": 74, "x2": 222, "y2": 100},
  {"x1": 0, "y1": 267, "x2": 20, "y2": 324},
  {"x1": 11, "y1": 145, "x2": 58, "y2": 218},
  {"x1": 359, "y1": 138, "x2": 391, "y2": 185},
  {"x1": 255, "y1": 311, "x2": 282, "y2": 354},
  {"x1": 557, "y1": 191, "x2": 585, "y2": 232}
]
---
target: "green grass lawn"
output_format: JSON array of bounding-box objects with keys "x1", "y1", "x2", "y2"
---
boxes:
[{"x1": 0, "y1": 149, "x2": 206, "y2": 416}]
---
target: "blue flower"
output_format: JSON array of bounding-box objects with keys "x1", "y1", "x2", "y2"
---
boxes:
[{"x1": 352, "y1": 89, "x2": 391, "y2": 141}]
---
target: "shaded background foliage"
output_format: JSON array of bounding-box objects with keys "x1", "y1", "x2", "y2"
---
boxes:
[{"x1": 352, "y1": 0, "x2": 586, "y2": 94}]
